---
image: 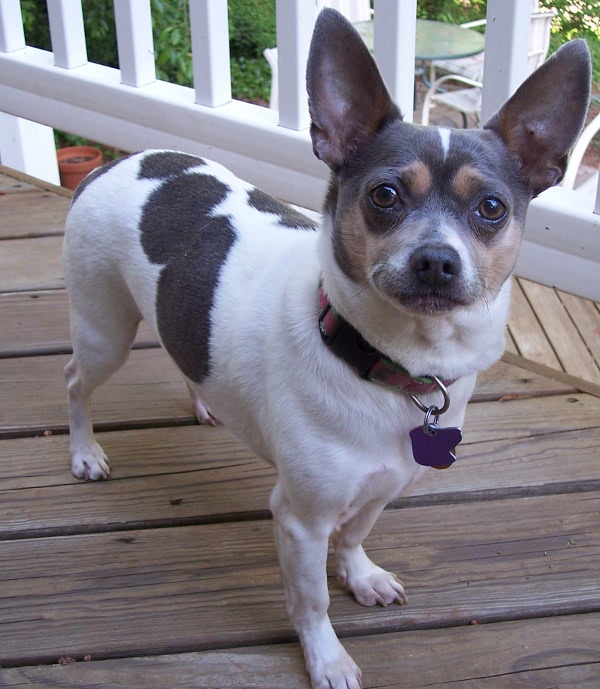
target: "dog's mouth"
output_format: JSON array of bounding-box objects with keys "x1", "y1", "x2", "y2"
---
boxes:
[
  {"x1": 396, "y1": 293, "x2": 468, "y2": 314},
  {"x1": 372, "y1": 267, "x2": 477, "y2": 315}
]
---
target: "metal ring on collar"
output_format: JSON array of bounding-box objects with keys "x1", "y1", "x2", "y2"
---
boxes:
[{"x1": 410, "y1": 376, "x2": 451, "y2": 416}]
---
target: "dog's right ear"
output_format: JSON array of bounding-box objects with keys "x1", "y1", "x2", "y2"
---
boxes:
[{"x1": 306, "y1": 8, "x2": 401, "y2": 171}]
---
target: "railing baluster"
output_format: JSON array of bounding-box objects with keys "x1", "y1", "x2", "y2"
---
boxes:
[
  {"x1": 373, "y1": 0, "x2": 416, "y2": 122},
  {"x1": 0, "y1": 0, "x2": 58, "y2": 184},
  {"x1": 47, "y1": 0, "x2": 87, "y2": 69},
  {"x1": 480, "y1": 0, "x2": 531, "y2": 122},
  {"x1": 0, "y1": 0, "x2": 25, "y2": 52},
  {"x1": 190, "y1": 0, "x2": 231, "y2": 107},
  {"x1": 275, "y1": 0, "x2": 313, "y2": 131},
  {"x1": 114, "y1": 0, "x2": 156, "y2": 87}
]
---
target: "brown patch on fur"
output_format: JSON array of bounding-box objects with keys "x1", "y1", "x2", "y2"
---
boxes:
[
  {"x1": 451, "y1": 165, "x2": 485, "y2": 202},
  {"x1": 335, "y1": 206, "x2": 398, "y2": 284},
  {"x1": 402, "y1": 161, "x2": 432, "y2": 198},
  {"x1": 335, "y1": 208, "x2": 370, "y2": 282},
  {"x1": 476, "y1": 218, "x2": 523, "y2": 297}
]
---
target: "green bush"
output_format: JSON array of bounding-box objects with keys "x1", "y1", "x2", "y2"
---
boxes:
[
  {"x1": 229, "y1": 0, "x2": 276, "y2": 59},
  {"x1": 540, "y1": 0, "x2": 600, "y2": 89}
]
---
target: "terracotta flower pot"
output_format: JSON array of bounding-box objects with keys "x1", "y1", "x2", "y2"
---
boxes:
[{"x1": 57, "y1": 146, "x2": 104, "y2": 190}]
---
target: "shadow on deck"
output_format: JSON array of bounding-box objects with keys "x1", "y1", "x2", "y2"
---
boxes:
[{"x1": 0, "y1": 167, "x2": 599, "y2": 688}]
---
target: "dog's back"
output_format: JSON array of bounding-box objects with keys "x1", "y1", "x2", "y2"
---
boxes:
[{"x1": 65, "y1": 151, "x2": 317, "y2": 340}]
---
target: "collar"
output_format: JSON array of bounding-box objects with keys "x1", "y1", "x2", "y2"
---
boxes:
[{"x1": 318, "y1": 282, "x2": 456, "y2": 395}]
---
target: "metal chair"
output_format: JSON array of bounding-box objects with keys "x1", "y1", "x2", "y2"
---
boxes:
[
  {"x1": 421, "y1": 9, "x2": 556, "y2": 127},
  {"x1": 562, "y1": 110, "x2": 600, "y2": 197}
]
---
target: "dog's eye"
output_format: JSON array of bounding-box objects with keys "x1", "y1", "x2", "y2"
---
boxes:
[
  {"x1": 370, "y1": 185, "x2": 398, "y2": 209},
  {"x1": 477, "y1": 197, "x2": 507, "y2": 222}
]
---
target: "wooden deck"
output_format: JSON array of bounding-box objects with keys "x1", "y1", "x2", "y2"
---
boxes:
[{"x1": 1, "y1": 166, "x2": 599, "y2": 688}]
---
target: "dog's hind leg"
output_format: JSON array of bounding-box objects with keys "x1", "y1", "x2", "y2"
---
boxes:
[
  {"x1": 333, "y1": 499, "x2": 408, "y2": 608},
  {"x1": 64, "y1": 290, "x2": 141, "y2": 480}
]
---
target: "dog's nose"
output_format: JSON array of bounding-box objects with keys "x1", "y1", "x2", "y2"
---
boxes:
[{"x1": 410, "y1": 245, "x2": 462, "y2": 288}]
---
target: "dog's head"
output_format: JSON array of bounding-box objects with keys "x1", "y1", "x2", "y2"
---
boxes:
[{"x1": 307, "y1": 9, "x2": 590, "y2": 315}]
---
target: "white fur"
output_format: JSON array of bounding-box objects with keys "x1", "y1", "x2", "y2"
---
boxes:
[
  {"x1": 63, "y1": 150, "x2": 508, "y2": 689},
  {"x1": 438, "y1": 126, "x2": 452, "y2": 159}
]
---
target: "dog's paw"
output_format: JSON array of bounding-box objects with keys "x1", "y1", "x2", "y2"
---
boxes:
[
  {"x1": 310, "y1": 652, "x2": 362, "y2": 689},
  {"x1": 341, "y1": 566, "x2": 408, "y2": 608},
  {"x1": 187, "y1": 386, "x2": 220, "y2": 426},
  {"x1": 193, "y1": 401, "x2": 219, "y2": 426},
  {"x1": 71, "y1": 442, "x2": 111, "y2": 480}
]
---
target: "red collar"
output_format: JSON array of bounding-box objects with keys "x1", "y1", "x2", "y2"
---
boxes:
[{"x1": 318, "y1": 283, "x2": 455, "y2": 395}]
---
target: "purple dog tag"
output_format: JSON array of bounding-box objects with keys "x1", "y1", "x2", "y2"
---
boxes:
[{"x1": 410, "y1": 423, "x2": 462, "y2": 469}]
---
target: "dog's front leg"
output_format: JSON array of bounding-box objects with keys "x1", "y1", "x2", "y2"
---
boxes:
[
  {"x1": 270, "y1": 482, "x2": 362, "y2": 689},
  {"x1": 333, "y1": 499, "x2": 408, "y2": 608}
]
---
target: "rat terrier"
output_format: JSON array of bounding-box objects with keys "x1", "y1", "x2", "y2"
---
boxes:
[{"x1": 63, "y1": 9, "x2": 590, "y2": 689}]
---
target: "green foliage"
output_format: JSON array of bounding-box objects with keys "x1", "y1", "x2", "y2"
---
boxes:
[
  {"x1": 153, "y1": 0, "x2": 193, "y2": 85},
  {"x1": 230, "y1": 56, "x2": 272, "y2": 103},
  {"x1": 20, "y1": 0, "x2": 50, "y2": 50},
  {"x1": 228, "y1": 0, "x2": 276, "y2": 58},
  {"x1": 540, "y1": 0, "x2": 600, "y2": 88},
  {"x1": 80, "y1": 0, "x2": 118, "y2": 68},
  {"x1": 417, "y1": 0, "x2": 485, "y2": 25}
]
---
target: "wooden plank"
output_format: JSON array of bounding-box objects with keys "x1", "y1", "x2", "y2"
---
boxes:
[
  {"x1": 1, "y1": 420, "x2": 599, "y2": 538},
  {"x1": 0, "y1": 165, "x2": 73, "y2": 198},
  {"x1": 0, "y1": 349, "x2": 193, "y2": 437},
  {"x1": 2, "y1": 614, "x2": 598, "y2": 688},
  {"x1": 0, "y1": 426, "x2": 275, "y2": 537},
  {"x1": 411, "y1": 424, "x2": 600, "y2": 499},
  {"x1": 559, "y1": 290, "x2": 600, "y2": 365},
  {"x1": 0, "y1": 236, "x2": 64, "y2": 292},
  {"x1": 508, "y1": 278, "x2": 561, "y2": 369},
  {"x1": 0, "y1": 352, "x2": 577, "y2": 437},
  {"x1": 520, "y1": 279, "x2": 600, "y2": 383},
  {"x1": 0, "y1": 290, "x2": 72, "y2": 355},
  {"x1": 0, "y1": 492, "x2": 598, "y2": 666},
  {"x1": 463, "y1": 392, "x2": 600, "y2": 444},
  {"x1": 474, "y1": 358, "x2": 574, "y2": 400},
  {"x1": 0, "y1": 172, "x2": 39, "y2": 194},
  {"x1": 503, "y1": 350, "x2": 600, "y2": 398},
  {"x1": 0, "y1": 189, "x2": 69, "y2": 239},
  {"x1": 503, "y1": 326, "x2": 518, "y2": 354},
  {"x1": 0, "y1": 290, "x2": 157, "y2": 356}
]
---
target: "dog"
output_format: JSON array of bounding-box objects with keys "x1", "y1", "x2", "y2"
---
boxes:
[{"x1": 63, "y1": 9, "x2": 590, "y2": 689}]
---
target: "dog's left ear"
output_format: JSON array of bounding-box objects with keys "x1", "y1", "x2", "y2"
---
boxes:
[
  {"x1": 485, "y1": 39, "x2": 591, "y2": 197},
  {"x1": 306, "y1": 8, "x2": 401, "y2": 170}
]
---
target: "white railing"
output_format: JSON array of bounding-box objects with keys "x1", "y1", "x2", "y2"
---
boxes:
[{"x1": 0, "y1": 0, "x2": 598, "y2": 300}]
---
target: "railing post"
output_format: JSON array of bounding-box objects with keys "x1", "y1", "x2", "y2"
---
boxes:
[
  {"x1": 0, "y1": 0, "x2": 59, "y2": 184},
  {"x1": 0, "y1": 0, "x2": 25, "y2": 52},
  {"x1": 480, "y1": 0, "x2": 531, "y2": 122},
  {"x1": 114, "y1": 0, "x2": 156, "y2": 87},
  {"x1": 47, "y1": 0, "x2": 87, "y2": 69},
  {"x1": 190, "y1": 0, "x2": 232, "y2": 107},
  {"x1": 373, "y1": 0, "x2": 416, "y2": 122},
  {"x1": 275, "y1": 0, "x2": 314, "y2": 131}
]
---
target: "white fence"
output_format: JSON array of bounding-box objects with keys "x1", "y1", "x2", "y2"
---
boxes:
[{"x1": 0, "y1": 0, "x2": 598, "y2": 300}]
